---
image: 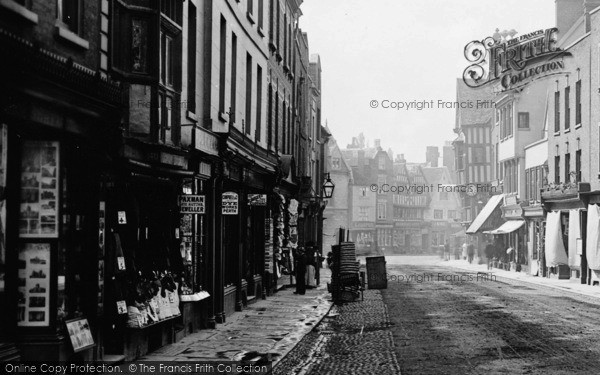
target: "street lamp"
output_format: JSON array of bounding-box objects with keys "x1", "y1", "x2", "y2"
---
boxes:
[{"x1": 321, "y1": 173, "x2": 335, "y2": 199}]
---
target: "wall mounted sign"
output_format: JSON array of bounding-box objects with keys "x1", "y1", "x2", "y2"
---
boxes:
[
  {"x1": 248, "y1": 194, "x2": 267, "y2": 206},
  {"x1": 222, "y1": 192, "x2": 238, "y2": 215},
  {"x1": 118, "y1": 211, "x2": 127, "y2": 224},
  {"x1": 179, "y1": 195, "x2": 206, "y2": 214},
  {"x1": 463, "y1": 28, "x2": 571, "y2": 91},
  {"x1": 65, "y1": 317, "x2": 95, "y2": 353},
  {"x1": 17, "y1": 243, "x2": 51, "y2": 327},
  {"x1": 19, "y1": 141, "x2": 59, "y2": 238}
]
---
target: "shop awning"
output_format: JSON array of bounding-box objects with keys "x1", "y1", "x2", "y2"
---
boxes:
[
  {"x1": 545, "y1": 211, "x2": 569, "y2": 267},
  {"x1": 466, "y1": 194, "x2": 504, "y2": 234},
  {"x1": 487, "y1": 220, "x2": 525, "y2": 234}
]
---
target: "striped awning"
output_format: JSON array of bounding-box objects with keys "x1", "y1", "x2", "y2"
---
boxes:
[{"x1": 466, "y1": 194, "x2": 504, "y2": 234}]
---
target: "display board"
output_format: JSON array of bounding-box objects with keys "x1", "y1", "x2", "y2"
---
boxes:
[
  {"x1": 19, "y1": 141, "x2": 60, "y2": 238},
  {"x1": 17, "y1": 243, "x2": 51, "y2": 327},
  {"x1": 65, "y1": 317, "x2": 95, "y2": 352}
]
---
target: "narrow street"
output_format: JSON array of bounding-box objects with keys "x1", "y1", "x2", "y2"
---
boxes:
[{"x1": 277, "y1": 256, "x2": 600, "y2": 374}]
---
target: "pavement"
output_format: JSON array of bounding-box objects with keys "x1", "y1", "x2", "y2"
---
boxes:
[{"x1": 136, "y1": 268, "x2": 333, "y2": 368}]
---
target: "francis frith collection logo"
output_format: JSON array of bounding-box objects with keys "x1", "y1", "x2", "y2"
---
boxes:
[{"x1": 463, "y1": 27, "x2": 571, "y2": 91}]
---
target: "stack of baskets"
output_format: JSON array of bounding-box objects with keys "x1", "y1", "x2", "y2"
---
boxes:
[{"x1": 330, "y1": 242, "x2": 360, "y2": 303}]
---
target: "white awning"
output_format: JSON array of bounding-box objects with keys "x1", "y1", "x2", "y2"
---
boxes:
[
  {"x1": 488, "y1": 220, "x2": 525, "y2": 234},
  {"x1": 466, "y1": 194, "x2": 504, "y2": 234}
]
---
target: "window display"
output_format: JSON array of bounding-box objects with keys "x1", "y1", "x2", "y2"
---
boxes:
[
  {"x1": 18, "y1": 243, "x2": 51, "y2": 327},
  {"x1": 19, "y1": 141, "x2": 60, "y2": 238}
]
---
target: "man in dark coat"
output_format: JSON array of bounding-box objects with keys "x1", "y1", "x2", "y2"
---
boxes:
[
  {"x1": 484, "y1": 239, "x2": 495, "y2": 270},
  {"x1": 467, "y1": 242, "x2": 475, "y2": 264},
  {"x1": 294, "y1": 247, "x2": 307, "y2": 295}
]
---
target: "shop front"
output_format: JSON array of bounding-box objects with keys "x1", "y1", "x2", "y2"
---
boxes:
[
  {"x1": 0, "y1": 30, "x2": 122, "y2": 362},
  {"x1": 487, "y1": 196, "x2": 528, "y2": 272},
  {"x1": 541, "y1": 183, "x2": 589, "y2": 281},
  {"x1": 523, "y1": 204, "x2": 546, "y2": 277},
  {"x1": 466, "y1": 194, "x2": 505, "y2": 261}
]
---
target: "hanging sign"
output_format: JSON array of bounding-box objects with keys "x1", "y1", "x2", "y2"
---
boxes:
[
  {"x1": 118, "y1": 211, "x2": 127, "y2": 224},
  {"x1": 248, "y1": 194, "x2": 267, "y2": 206},
  {"x1": 222, "y1": 192, "x2": 238, "y2": 215},
  {"x1": 179, "y1": 195, "x2": 206, "y2": 214}
]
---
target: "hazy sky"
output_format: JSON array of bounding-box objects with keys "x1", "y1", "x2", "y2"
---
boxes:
[{"x1": 300, "y1": 0, "x2": 555, "y2": 162}]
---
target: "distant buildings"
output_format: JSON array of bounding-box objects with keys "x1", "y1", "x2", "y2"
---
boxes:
[{"x1": 324, "y1": 135, "x2": 460, "y2": 254}]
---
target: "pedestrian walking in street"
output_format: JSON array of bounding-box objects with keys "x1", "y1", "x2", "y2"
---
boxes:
[
  {"x1": 485, "y1": 239, "x2": 495, "y2": 270},
  {"x1": 467, "y1": 242, "x2": 475, "y2": 264},
  {"x1": 444, "y1": 240, "x2": 450, "y2": 261},
  {"x1": 294, "y1": 247, "x2": 307, "y2": 295}
]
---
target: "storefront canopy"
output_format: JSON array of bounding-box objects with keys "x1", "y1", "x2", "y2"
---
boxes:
[
  {"x1": 487, "y1": 220, "x2": 525, "y2": 234},
  {"x1": 466, "y1": 194, "x2": 504, "y2": 234}
]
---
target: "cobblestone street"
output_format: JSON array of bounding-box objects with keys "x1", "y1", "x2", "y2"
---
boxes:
[
  {"x1": 274, "y1": 290, "x2": 401, "y2": 375},
  {"x1": 383, "y1": 257, "x2": 600, "y2": 374}
]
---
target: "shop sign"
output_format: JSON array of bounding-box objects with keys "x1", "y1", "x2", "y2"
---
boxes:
[
  {"x1": 248, "y1": 194, "x2": 267, "y2": 206},
  {"x1": 222, "y1": 192, "x2": 238, "y2": 215},
  {"x1": 179, "y1": 195, "x2": 206, "y2": 214},
  {"x1": 463, "y1": 27, "x2": 571, "y2": 92},
  {"x1": 118, "y1": 211, "x2": 127, "y2": 224},
  {"x1": 199, "y1": 162, "x2": 212, "y2": 177},
  {"x1": 195, "y1": 128, "x2": 219, "y2": 156}
]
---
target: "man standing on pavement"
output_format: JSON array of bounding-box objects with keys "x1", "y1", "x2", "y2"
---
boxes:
[
  {"x1": 294, "y1": 247, "x2": 307, "y2": 295},
  {"x1": 444, "y1": 240, "x2": 450, "y2": 261},
  {"x1": 467, "y1": 242, "x2": 475, "y2": 264},
  {"x1": 485, "y1": 239, "x2": 495, "y2": 270}
]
